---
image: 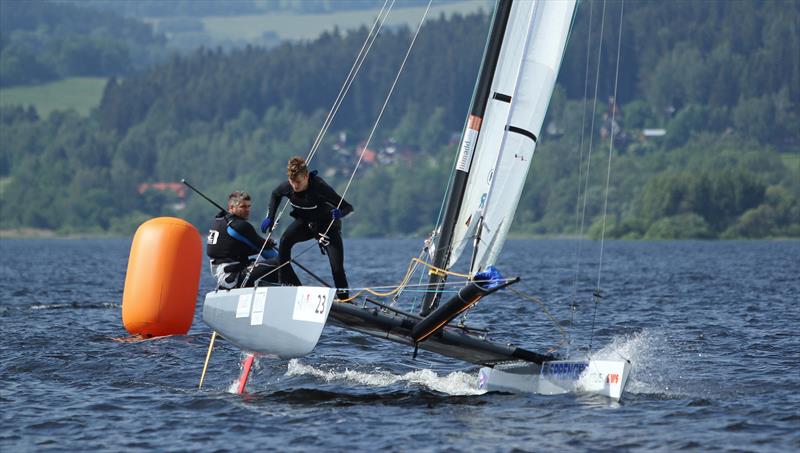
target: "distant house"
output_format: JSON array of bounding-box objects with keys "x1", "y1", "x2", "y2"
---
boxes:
[
  {"x1": 138, "y1": 182, "x2": 187, "y2": 210},
  {"x1": 642, "y1": 128, "x2": 666, "y2": 137}
]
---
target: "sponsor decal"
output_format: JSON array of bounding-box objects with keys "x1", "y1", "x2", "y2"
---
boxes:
[
  {"x1": 250, "y1": 290, "x2": 266, "y2": 325},
  {"x1": 542, "y1": 362, "x2": 588, "y2": 380},
  {"x1": 456, "y1": 127, "x2": 479, "y2": 172},
  {"x1": 235, "y1": 293, "x2": 252, "y2": 318},
  {"x1": 607, "y1": 373, "x2": 620, "y2": 384},
  {"x1": 293, "y1": 287, "x2": 330, "y2": 322}
]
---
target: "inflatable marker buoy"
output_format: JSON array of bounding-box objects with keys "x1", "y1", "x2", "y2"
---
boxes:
[{"x1": 122, "y1": 217, "x2": 202, "y2": 337}]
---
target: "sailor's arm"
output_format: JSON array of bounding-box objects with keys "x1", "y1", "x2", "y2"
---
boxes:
[
  {"x1": 229, "y1": 218, "x2": 277, "y2": 258},
  {"x1": 266, "y1": 181, "x2": 291, "y2": 223},
  {"x1": 317, "y1": 178, "x2": 354, "y2": 218}
]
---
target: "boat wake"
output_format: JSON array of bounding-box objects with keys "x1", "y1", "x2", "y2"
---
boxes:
[
  {"x1": 590, "y1": 328, "x2": 687, "y2": 397},
  {"x1": 222, "y1": 331, "x2": 682, "y2": 400},
  {"x1": 285, "y1": 359, "x2": 485, "y2": 396}
]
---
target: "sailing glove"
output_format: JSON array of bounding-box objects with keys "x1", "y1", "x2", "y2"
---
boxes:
[
  {"x1": 260, "y1": 217, "x2": 272, "y2": 233},
  {"x1": 260, "y1": 243, "x2": 278, "y2": 260},
  {"x1": 331, "y1": 208, "x2": 342, "y2": 220}
]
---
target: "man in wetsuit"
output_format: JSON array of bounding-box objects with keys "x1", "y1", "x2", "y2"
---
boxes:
[
  {"x1": 260, "y1": 157, "x2": 353, "y2": 301},
  {"x1": 207, "y1": 191, "x2": 280, "y2": 289}
]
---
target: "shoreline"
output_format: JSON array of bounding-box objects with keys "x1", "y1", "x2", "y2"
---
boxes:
[
  {"x1": 0, "y1": 228, "x2": 125, "y2": 239},
  {"x1": 1, "y1": 228, "x2": 796, "y2": 241}
]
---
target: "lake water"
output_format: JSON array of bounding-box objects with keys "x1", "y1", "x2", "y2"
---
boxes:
[{"x1": 1, "y1": 238, "x2": 798, "y2": 451}]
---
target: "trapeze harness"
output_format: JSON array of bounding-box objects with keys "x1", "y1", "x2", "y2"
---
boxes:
[{"x1": 206, "y1": 211, "x2": 278, "y2": 289}]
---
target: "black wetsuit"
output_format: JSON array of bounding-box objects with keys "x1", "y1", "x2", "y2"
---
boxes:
[
  {"x1": 267, "y1": 173, "x2": 353, "y2": 297},
  {"x1": 206, "y1": 210, "x2": 279, "y2": 289}
]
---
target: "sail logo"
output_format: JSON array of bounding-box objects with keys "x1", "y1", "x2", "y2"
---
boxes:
[{"x1": 456, "y1": 128, "x2": 479, "y2": 172}]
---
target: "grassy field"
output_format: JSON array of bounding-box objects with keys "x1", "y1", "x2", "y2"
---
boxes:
[
  {"x1": 0, "y1": 77, "x2": 107, "y2": 117},
  {"x1": 157, "y1": 0, "x2": 491, "y2": 44}
]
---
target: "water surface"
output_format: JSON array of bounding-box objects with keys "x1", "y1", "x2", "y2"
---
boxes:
[{"x1": 1, "y1": 239, "x2": 798, "y2": 451}]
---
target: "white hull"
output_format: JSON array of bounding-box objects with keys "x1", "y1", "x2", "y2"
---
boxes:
[
  {"x1": 203, "y1": 286, "x2": 334, "y2": 357},
  {"x1": 478, "y1": 359, "x2": 631, "y2": 400}
]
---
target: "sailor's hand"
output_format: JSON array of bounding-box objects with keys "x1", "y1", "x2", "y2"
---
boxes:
[
  {"x1": 331, "y1": 208, "x2": 342, "y2": 220},
  {"x1": 266, "y1": 237, "x2": 276, "y2": 249},
  {"x1": 260, "y1": 216, "x2": 272, "y2": 233},
  {"x1": 317, "y1": 232, "x2": 330, "y2": 247}
]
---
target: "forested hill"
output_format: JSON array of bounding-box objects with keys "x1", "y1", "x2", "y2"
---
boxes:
[
  {"x1": 97, "y1": 11, "x2": 486, "y2": 136},
  {"x1": 58, "y1": 0, "x2": 453, "y2": 17},
  {"x1": 1, "y1": 1, "x2": 798, "y2": 239},
  {"x1": 0, "y1": 1, "x2": 165, "y2": 87},
  {"x1": 95, "y1": 0, "x2": 800, "y2": 146}
]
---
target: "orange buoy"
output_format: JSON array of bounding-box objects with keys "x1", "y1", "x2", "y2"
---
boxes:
[{"x1": 122, "y1": 217, "x2": 202, "y2": 337}]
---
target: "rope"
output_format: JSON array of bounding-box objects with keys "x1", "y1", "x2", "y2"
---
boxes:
[
  {"x1": 350, "y1": 278, "x2": 476, "y2": 292},
  {"x1": 336, "y1": 256, "x2": 471, "y2": 302},
  {"x1": 392, "y1": 246, "x2": 427, "y2": 304},
  {"x1": 409, "y1": 243, "x2": 434, "y2": 312},
  {"x1": 589, "y1": 0, "x2": 625, "y2": 355},
  {"x1": 509, "y1": 287, "x2": 568, "y2": 354}
]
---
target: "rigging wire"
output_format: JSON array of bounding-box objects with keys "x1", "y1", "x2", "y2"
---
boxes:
[
  {"x1": 326, "y1": 0, "x2": 434, "y2": 228},
  {"x1": 567, "y1": 0, "x2": 595, "y2": 357},
  {"x1": 245, "y1": 0, "x2": 435, "y2": 292},
  {"x1": 588, "y1": 0, "x2": 625, "y2": 355},
  {"x1": 579, "y1": 0, "x2": 607, "y2": 262},
  {"x1": 241, "y1": 1, "x2": 394, "y2": 286},
  {"x1": 306, "y1": 0, "x2": 395, "y2": 164},
  {"x1": 569, "y1": 0, "x2": 607, "y2": 344}
]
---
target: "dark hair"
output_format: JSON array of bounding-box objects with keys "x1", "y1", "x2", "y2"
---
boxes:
[
  {"x1": 287, "y1": 156, "x2": 309, "y2": 180},
  {"x1": 227, "y1": 191, "x2": 251, "y2": 207}
]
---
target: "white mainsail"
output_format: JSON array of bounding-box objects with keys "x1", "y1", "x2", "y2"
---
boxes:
[{"x1": 447, "y1": 0, "x2": 576, "y2": 272}]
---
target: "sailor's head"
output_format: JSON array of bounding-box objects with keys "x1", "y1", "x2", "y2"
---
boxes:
[
  {"x1": 287, "y1": 156, "x2": 310, "y2": 192},
  {"x1": 228, "y1": 191, "x2": 252, "y2": 219}
]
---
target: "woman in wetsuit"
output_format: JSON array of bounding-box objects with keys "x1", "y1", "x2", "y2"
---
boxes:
[{"x1": 261, "y1": 157, "x2": 353, "y2": 300}]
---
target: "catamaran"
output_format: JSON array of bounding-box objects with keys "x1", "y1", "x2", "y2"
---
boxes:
[{"x1": 200, "y1": 0, "x2": 631, "y2": 400}]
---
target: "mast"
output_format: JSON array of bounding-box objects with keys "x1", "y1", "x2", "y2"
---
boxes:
[{"x1": 421, "y1": 0, "x2": 513, "y2": 316}]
